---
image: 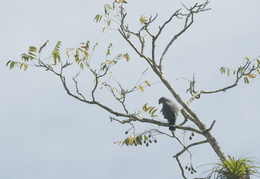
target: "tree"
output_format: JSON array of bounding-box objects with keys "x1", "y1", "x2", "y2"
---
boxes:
[{"x1": 6, "y1": 1, "x2": 260, "y2": 178}]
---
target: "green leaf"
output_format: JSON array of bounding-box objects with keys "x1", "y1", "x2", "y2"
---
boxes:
[
  {"x1": 146, "y1": 106, "x2": 152, "y2": 112},
  {"x1": 135, "y1": 135, "x2": 141, "y2": 144},
  {"x1": 6, "y1": 60, "x2": 27, "y2": 70},
  {"x1": 107, "y1": 19, "x2": 111, "y2": 26},
  {"x1": 29, "y1": 46, "x2": 37, "y2": 53},
  {"x1": 28, "y1": 52, "x2": 37, "y2": 60},
  {"x1": 227, "y1": 69, "x2": 230, "y2": 76},
  {"x1": 100, "y1": 63, "x2": 107, "y2": 71},
  {"x1": 220, "y1": 67, "x2": 225, "y2": 74},
  {"x1": 39, "y1": 40, "x2": 49, "y2": 53},
  {"x1": 244, "y1": 77, "x2": 249, "y2": 84},
  {"x1": 6, "y1": 60, "x2": 11, "y2": 67},
  {"x1": 257, "y1": 68, "x2": 260, "y2": 74},
  {"x1": 10, "y1": 61, "x2": 15, "y2": 69},
  {"x1": 51, "y1": 41, "x2": 61, "y2": 65},
  {"x1": 84, "y1": 41, "x2": 90, "y2": 51},
  {"x1": 65, "y1": 48, "x2": 73, "y2": 58},
  {"x1": 106, "y1": 43, "x2": 113, "y2": 56},
  {"x1": 25, "y1": 46, "x2": 38, "y2": 60},
  {"x1": 105, "y1": 4, "x2": 113, "y2": 10},
  {"x1": 94, "y1": 14, "x2": 102, "y2": 23},
  {"x1": 21, "y1": 53, "x2": 30, "y2": 62},
  {"x1": 151, "y1": 108, "x2": 158, "y2": 117},
  {"x1": 75, "y1": 49, "x2": 79, "y2": 62},
  {"x1": 148, "y1": 106, "x2": 155, "y2": 113},
  {"x1": 124, "y1": 138, "x2": 130, "y2": 146},
  {"x1": 256, "y1": 59, "x2": 260, "y2": 66}
]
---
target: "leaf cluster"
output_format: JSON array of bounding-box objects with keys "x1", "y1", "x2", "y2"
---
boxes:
[
  {"x1": 219, "y1": 57, "x2": 260, "y2": 84},
  {"x1": 142, "y1": 103, "x2": 158, "y2": 117},
  {"x1": 209, "y1": 155, "x2": 260, "y2": 179},
  {"x1": 94, "y1": 1, "x2": 126, "y2": 32},
  {"x1": 114, "y1": 133, "x2": 157, "y2": 147},
  {"x1": 6, "y1": 40, "x2": 131, "y2": 75},
  {"x1": 6, "y1": 40, "x2": 61, "y2": 71}
]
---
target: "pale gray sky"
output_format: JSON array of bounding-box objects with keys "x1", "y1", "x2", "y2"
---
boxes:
[{"x1": 1, "y1": 0, "x2": 260, "y2": 178}]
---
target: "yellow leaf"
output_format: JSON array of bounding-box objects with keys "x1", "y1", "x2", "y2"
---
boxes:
[
  {"x1": 145, "y1": 80, "x2": 151, "y2": 86},
  {"x1": 23, "y1": 64, "x2": 28, "y2": 71},
  {"x1": 117, "y1": 54, "x2": 123, "y2": 58},
  {"x1": 114, "y1": 141, "x2": 122, "y2": 145},
  {"x1": 140, "y1": 15, "x2": 148, "y2": 24},
  {"x1": 245, "y1": 57, "x2": 250, "y2": 61},
  {"x1": 124, "y1": 53, "x2": 130, "y2": 62},
  {"x1": 247, "y1": 74, "x2": 256, "y2": 78},
  {"x1": 121, "y1": 91, "x2": 125, "y2": 98},
  {"x1": 142, "y1": 103, "x2": 148, "y2": 111},
  {"x1": 118, "y1": 0, "x2": 127, "y2": 3},
  {"x1": 138, "y1": 85, "x2": 144, "y2": 92},
  {"x1": 128, "y1": 134, "x2": 135, "y2": 145},
  {"x1": 141, "y1": 37, "x2": 146, "y2": 43},
  {"x1": 220, "y1": 67, "x2": 225, "y2": 74}
]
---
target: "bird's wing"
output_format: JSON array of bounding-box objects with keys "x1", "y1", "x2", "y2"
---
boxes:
[{"x1": 161, "y1": 102, "x2": 176, "y2": 125}]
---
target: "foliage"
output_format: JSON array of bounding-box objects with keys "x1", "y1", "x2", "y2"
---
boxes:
[
  {"x1": 142, "y1": 103, "x2": 158, "y2": 117},
  {"x1": 219, "y1": 57, "x2": 260, "y2": 84},
  {"x1": 207, "y1": 156, "x2": 260, "y2": 179},
  {"x1": 114, "y1": 132, "x2": 157, "y2": 147},
  {"x1": 6, "y1": 41, "x2": 130, "y2": 72}
]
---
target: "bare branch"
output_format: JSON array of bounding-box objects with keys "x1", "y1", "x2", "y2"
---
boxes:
[
  {"x1": 111, "y1": 116, "x2": 203, "y2": 134},
  {"x1": 154, "y1": 9, "x2": 182, "y2": 41},
  {"x1": 103, "y1": 82, "x2": 129, "y2": 113},
  {"x1": 159, "y1": 1, "x2": 210, "y2": 71},
  {"x1": 174, "y1": 140, "x2": 208, "y2": 158},
  {"x1": 143, "y1": 14, "x2": 158, "y2": 37},
  {"x1": 159, "y1": 13, "x2": 191, "y2": 71},
  {"x1": 199, "y1": 59, "x2": 259, "y2": 95},
  {"x1": 176, "y1": 156, "x2": 188, "y2": 179},
  {"x1": 206, "y1": 120, "x2": 216, "y2": 132},
  {"x1": 72, "y1": 75, "x2": 86, "y2": 101}
]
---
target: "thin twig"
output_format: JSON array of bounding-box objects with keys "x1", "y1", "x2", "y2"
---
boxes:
[
  {"x1": 174, "y1": 140, "x2": 208, "y2": 158},
  {"x1": 176, "y1": 156, "x2": 188, "y2": 179}
]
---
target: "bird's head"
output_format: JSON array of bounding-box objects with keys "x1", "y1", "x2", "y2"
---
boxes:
[{"x1": 158, "y1": 97, "x2": 167, "y2": 104}]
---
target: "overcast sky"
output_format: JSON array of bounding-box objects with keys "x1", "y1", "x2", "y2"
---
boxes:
[{"x1": 1, "y1": 0, "x2": 260, "y2": 178}]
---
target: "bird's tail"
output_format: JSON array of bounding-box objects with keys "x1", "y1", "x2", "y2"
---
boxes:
[{"x1": 169, "y1": 126, "x2": 175, "y2": 131}]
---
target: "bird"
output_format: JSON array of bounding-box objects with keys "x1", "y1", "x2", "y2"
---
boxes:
[{"x1": 158, "y1": 97, "x2": 179, "y2": 131}]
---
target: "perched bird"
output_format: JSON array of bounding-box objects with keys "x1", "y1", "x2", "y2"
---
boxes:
[{"x1": 158, "y1": 97, "x2": 179, "y2": 131}]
